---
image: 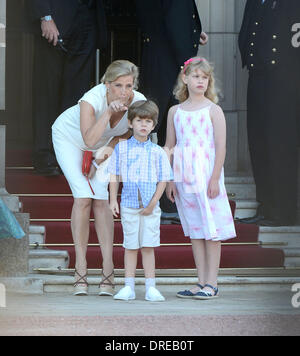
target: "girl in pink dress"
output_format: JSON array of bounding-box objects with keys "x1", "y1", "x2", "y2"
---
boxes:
[{"x1": 165, "y1": 57, "x2": 236, "y2": 299}]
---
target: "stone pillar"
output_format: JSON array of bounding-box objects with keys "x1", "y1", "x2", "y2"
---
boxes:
[{"x1": 0, "y1": 125, "x2": 29, "y2": 277}]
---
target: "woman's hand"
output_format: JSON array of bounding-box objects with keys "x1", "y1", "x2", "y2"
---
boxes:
[
  {"x1": 166, "y1": 182, "x2": 177, "y2": 203},
  {"x1": 87, "y1": 164, "x2": 97, "y2": 180},
  {"x1": 207, "y1": 178, "x2": 220, "y2": 199},
  {"x1": 107, "y1": 100, "x2": 128, "y2": 114}
]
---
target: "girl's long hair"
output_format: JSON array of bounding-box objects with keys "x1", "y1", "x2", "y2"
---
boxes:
[{"x1": 173, "y1": 57, "x2": 219, "y2": 104}]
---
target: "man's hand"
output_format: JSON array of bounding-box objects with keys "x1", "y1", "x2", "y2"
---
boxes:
[
  {"x1": 200, "y1": 31, "x2": 209, "y2": 45},
  {"x1": 41, "y1": 19, "x2": 60, "y2": 46}
]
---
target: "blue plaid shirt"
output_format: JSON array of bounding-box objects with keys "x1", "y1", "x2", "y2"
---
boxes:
[{"x1": 108, "y1": 136, "x2": 173, "y2": 208}]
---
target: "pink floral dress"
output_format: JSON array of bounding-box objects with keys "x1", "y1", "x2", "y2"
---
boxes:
[{"x1": 173, "y1": 106, "x2": 236, "y2": 241}]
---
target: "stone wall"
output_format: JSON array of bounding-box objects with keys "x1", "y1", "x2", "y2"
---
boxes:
[{"x1": 0, "y1": 0, "x2": 5, "y2": 110}]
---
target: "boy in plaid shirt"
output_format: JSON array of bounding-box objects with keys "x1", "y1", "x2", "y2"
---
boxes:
[{"x1": 108, "y1": 100, "x2": 173, "y2": 301}]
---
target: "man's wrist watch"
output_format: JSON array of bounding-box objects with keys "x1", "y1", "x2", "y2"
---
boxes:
[{"x1": 41, "y1": 15, "x2": 52, "y2": 21}]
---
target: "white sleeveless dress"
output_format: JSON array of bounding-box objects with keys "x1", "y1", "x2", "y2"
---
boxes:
[{"x1": 173, "y1": 106, "x2": 236, "y2": 241}]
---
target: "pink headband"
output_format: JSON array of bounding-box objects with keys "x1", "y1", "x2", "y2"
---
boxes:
[{"x1": 183, "y1": 58, "x2": 204, "y2": 73}]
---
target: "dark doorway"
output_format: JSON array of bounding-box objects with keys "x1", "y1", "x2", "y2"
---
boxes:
[{"x1": 0, "y1": 0, "x2": 140, "y2": 155}]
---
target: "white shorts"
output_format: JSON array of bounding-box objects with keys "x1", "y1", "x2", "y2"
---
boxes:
[
  {"x1": 121, "y1": 206, "x2": 161, "y2": 250},
  {"x1": 52, "y1": 129, "x2": 109, "y2": 200}
]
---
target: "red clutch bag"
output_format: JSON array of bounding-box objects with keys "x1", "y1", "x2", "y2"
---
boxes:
[{"x1": 82, "y1": 151, "x2": 95, "y2": 195}]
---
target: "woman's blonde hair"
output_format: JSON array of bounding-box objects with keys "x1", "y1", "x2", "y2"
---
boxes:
[
  {"x1": 101, "y1": 60, "x2": 139, "y2": 89},
  {"x1": 173, "y1": 57, "x2": 219, "y2": 103}
]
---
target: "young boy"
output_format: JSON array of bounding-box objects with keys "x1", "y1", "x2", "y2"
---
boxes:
[{"x1": 108, "y1": 100, "x2": 173, "y2": 301}]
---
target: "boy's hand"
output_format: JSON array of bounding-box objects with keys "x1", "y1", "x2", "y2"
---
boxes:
[
  {"x1": 140, "y1": 204, "x2": 155, "y2": 216},
  {"x1": 110, "y1": 200, "x2": 120, "y2": 217}
]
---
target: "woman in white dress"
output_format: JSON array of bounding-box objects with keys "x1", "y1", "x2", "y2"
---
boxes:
[{"x1": 52, "y1": 60, "x2": 146, "y2": 296}]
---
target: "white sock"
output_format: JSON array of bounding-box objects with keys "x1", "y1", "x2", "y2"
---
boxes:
[
  {"x1": 145, "y1": 278, "x2": 156, "y2": 292},
  {"x1": 125, "y1": 277, "x2": 135, "y2": 292}
]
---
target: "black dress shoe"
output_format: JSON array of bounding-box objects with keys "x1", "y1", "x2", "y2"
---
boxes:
[
  {"x1": 33, "y1": 151, "x2": 62, "y2": 176},
  {"x1": 34, "y1": 165, "x2": 61, "y2": 176},
  {"x1": 257, "y1": 219, "x2": 294, "y2": 227},
  {"x1": 161, "y1": 212, "x2": 181, "y2": 223},
  {"x1": 237, "y1": 214, "x2": 265, "y2": 224}
]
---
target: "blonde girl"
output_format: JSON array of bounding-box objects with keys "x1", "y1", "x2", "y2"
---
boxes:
[{"x1": 165, "y1": 57, "x2": 236, "y2": 299}]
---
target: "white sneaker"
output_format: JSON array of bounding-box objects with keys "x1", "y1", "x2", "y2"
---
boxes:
[
  {"x1": 145, "y1": 287, "x2": 165, "y2": 302},
  {"x1": 113, "y1": 286, "x2": 136, "y2": 301}
]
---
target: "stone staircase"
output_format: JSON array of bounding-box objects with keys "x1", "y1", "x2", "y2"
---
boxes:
[
  {"x1": 27, "y1": 175, "x2": 300, "y2": 274},
  {"x1": 226, "y1": 176, "x2": 300, "y2": 268}
]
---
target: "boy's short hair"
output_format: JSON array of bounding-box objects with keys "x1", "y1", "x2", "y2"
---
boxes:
[{"x1": 128, "y1": 100, "x2": 159, "y2": 127}]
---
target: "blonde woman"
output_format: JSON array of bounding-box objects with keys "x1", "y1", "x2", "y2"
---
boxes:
[
  {"x1": 165, "y1": 57, "x2": 236, "y2": 300},
  {"x1": 52, "y1": 60, "x2": 146, "y2": 296}
]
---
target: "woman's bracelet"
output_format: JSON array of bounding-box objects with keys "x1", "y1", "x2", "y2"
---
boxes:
[{"x1": 92, "y1": 160, "x2": 100, "y2": 170}]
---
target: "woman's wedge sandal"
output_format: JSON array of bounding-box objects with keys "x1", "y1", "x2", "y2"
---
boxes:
[
  {"x1": 176, "y1": 284, "x2": 204, "y2": 299},
  {"x1": 73, "y1": 270, "x2": 88, "y2": 296},
  {"x1": 193, "y1": 284, "x2": 219, "y2": 300},
  {"x1": 98, "y1": 271, "x2": 115, "y2": 296}
]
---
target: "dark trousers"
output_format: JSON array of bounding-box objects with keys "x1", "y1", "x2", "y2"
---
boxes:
[
  {"x1": 32, "y1": 3, "x2": 97, "y2": 158},
  {"x1": 32, "y1": 38, "x2": 95, "y2": 157},
  {"x1": 247, "y1": 67, "x2": 299, "y2": 224}
]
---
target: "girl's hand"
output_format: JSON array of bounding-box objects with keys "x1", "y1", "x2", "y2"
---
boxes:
[
  {"x1": 110, "y1": 200, "x2": 120, "y2": 217},
  {"x1": 207, "y1": 178, "x2": 220, "y2": 199},
  {"x1": 166, "y1": 182, "x2": 177, "y2": 203},
  {"x1": 108, "y1": 100, "x2": 128, "y2": 114}
]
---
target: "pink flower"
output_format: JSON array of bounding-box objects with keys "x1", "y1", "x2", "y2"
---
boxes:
[
  {"x1": 180, "y1": 126, "x2": 185, "y2": 136},
  {"x1": 184, "y1": 138, "x2": 190, "y2": 147},
  {"x1": 205, "y1": 126, "x2": 210, "y2": 138},
  {"x1": 199, "y1": 116, "x2": 205, "y2": 126},
  {"x1": 184, "y1": 200, "x2": 197, "y2": 209}
]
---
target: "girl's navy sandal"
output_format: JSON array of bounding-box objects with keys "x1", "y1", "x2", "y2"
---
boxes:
[
  {"x1": 176, "y1": 284, "x2": 204, "y2": 299},
  {"x1": 193, "y1": 284, "x2": 219, "y2": 300}
]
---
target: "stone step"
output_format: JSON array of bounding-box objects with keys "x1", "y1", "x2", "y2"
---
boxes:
[
  {"x1": 29, "y1": 250, "x2": 69, "y2": 272},
  {"x1": 33, "y1": 271, "x2": 300, "y2": 293},
  {"x1": 29, "y1": 225, "x2": 45, "y2": 248},
  {"x1": 258, "y1": 226, "x2": 300, "y2": 267},
  {"x1": 2, "y1": 269, "x2": 300, "y2": 294},
  {"x1": 234, "y1": 200, "x2": 258, "y2": 219},
  {"x1": 225, "y1": 176, "x2": 256, "y2": 200}
]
